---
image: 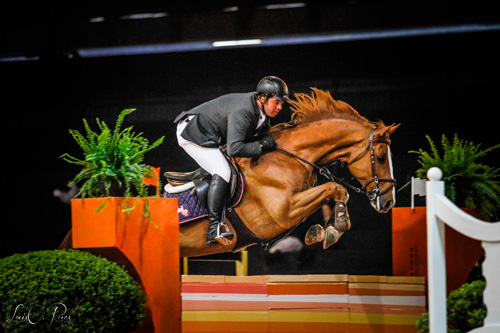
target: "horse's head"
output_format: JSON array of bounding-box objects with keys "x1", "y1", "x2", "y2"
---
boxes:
[
  {"x1": 278, "y1": 88, "x2": 400, "y2": 213},
  {"x1": 346, "y1": 124, "x2": 400, "y2": 213}
]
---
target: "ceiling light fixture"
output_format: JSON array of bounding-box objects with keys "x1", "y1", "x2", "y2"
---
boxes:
[
  {"x1": 223, "y1": 6, "x2": 239, "y2": 12},
  {"x1": 90, "y1": 17, "x2": 105, "y2": 23},
  {"x1": 120, "y1": 13, "x2": 168, "y2": 20},
  {"x1": 212, "y1": 39, "x2": 263, "y2": 47},
  {"x1": 263, "y1": 3, "x2": 306, "y2": 10}
]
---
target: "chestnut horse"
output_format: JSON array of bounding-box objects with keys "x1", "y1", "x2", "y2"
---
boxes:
[{"x1": 179, "y1": 88, "x2": 399, "y2": 257}]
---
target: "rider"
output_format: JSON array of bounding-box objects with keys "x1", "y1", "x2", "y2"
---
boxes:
[{"x1": 174, "y1": 76, "x2": 289, "y2": 244}]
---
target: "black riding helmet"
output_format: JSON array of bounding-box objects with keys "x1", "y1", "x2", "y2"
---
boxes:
[{"x1": 256, "y1": 76, "x2": 289, "y2": 102}]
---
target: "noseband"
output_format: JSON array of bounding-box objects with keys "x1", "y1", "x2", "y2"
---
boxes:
[{"x1": 276, "y1": 127, "x2": 396, "y2": 201}]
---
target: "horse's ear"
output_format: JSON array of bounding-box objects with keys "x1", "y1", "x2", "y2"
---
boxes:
[
  {"x1": 380, "y1": 123, "x2": 400, "y2": 136},
  {"x1": 387, "y1": 123, "x2": 400, "y2": 135}
]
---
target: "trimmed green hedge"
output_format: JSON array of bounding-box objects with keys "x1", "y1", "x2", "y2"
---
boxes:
[
  {"x1": 0, "y1": 249, "x2": 146, "y2": 332},
  {"x1": 416, "y1": 280, "x2": 486, "y2": 333}
]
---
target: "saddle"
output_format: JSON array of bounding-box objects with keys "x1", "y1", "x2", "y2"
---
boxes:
[{"x1": 163, "y1": 152, "x2": 244, "y2": 224}]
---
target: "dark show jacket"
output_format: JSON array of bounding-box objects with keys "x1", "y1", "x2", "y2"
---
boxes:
[{"x1": 174, "y1": 92, "x2": 270, "y2": 158}]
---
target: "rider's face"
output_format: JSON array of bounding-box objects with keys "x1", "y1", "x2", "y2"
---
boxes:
[{"x1": 263, "y1": 97, "x2": 283, "y2": 118}]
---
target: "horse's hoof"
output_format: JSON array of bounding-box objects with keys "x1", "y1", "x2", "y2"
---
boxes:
[
  {"x1": 334, "y1": 216, "x2": 350, "y2": 232},
  {"x1": 323, "y1": 226, "x2": 340, "y2": 249},
  {"x1": 333, "y1": 202, "x2": 350, "y2": 232},
  {"x1": 305, "y1": 224, "x2": 325, "y2": 245}
]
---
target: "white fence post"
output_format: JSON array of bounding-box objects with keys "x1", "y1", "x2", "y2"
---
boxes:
[
  {"x1": 426, "y1": 167, "x2": 500, "y2": 332},
  {"x1": 426, "y1": 167, "x2": 447, "y2": 332}
]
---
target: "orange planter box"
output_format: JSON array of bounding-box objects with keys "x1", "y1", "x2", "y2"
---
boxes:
[
  {"x1": 392, "y1": 207, "x2": 484, "y2": 294},
  {"x1": 72, "y1": 197, "x2": 180, "y2": 333}
]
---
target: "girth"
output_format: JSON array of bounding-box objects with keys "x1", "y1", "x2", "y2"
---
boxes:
[{"x1": 225, "y1": 207, "x2": 263, "y2": 251}]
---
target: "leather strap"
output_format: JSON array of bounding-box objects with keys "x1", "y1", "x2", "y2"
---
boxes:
[{"x1": 226, "y1": 207, "x2": 263, "y2": 251}]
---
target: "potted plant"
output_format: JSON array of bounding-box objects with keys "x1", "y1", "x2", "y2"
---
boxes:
[
  {"x1": 59, "y1": 109, "x2": 181, "y2": 332},
  {"x1": 60, "y1": 108, "x2": 164, "y2": 221},
  {"x1": 410, "y1": 133, "x2": 500, "y2": 221},
  {"x1": 392, "y1": 134, "x2": 499, "y2": 294}
]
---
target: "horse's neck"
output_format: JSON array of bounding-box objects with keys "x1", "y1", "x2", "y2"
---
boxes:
[{"x1": 277, "y1": 119, "x2": 369, "y2": 166}]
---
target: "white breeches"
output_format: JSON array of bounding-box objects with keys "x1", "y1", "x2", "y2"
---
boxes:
[{"x1": 176, "y1": 116, "x2": 231, "y2": 183}]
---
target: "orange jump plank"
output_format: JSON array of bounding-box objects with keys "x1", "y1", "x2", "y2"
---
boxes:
[
  {"x1": 182, "y1": 282, "x2": 268, "y2": 294},
  {"x1": 349, "y1": 288, "x2": 425, "y2": 296},
  {"x1": 183, "y1": 321, "x2": 269, "y2": 333},
  {"x1": 267, "y1": 283, "x2": 348, "y2": 295},
  {"x1": 182, "y1": 299, "x2": 269, "y2": 311}
]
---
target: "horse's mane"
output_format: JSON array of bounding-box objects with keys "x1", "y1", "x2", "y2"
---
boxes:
[{"x1": 271, "y1": 88, "x2": 382, "y2": 133}]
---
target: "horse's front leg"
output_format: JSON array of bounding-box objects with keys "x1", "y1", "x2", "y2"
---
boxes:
[
  {"x1": 321, "y1": 201, "x2": 351, "y2": 249},
  {"x1": 290, "y1": 182, "x2": 350, "y2": 249},
  {"x1": 289, "y1": 181, "x2": 348, "y2": 224}
]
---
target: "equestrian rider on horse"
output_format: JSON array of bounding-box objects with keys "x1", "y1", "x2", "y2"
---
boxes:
[{"x1": 174, "y1": 76, "x2": 289, "y2": 244}]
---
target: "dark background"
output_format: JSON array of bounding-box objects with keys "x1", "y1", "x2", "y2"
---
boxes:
[{"x1": 2, "y1": 1, "x2": 499, "y2": 276}]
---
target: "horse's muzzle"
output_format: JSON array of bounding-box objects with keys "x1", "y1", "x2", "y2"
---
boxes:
[{"x1": 371, "y1": 194, "x2": 395, "y2": 213}]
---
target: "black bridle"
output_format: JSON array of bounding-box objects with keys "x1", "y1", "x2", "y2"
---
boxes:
[{"x1": 276, "y1": 127, "x2": 396, "y2": 201}]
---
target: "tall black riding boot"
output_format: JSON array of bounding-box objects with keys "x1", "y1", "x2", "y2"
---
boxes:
[{"x1": 206, "y1": 174, "x2": 234, "y2": 245}]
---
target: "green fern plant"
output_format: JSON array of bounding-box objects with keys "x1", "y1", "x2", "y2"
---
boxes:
[
  {"x1": 60, "y1": 108, "x2": 164, "y2": 221},
  {"x1": 410, "y1": 134, "x2": 500, "y2": 221}
]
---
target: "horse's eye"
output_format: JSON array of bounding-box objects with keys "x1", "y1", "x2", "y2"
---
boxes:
[{"x1": 376, "y1": 154, "x2": 386, "y2": 163}]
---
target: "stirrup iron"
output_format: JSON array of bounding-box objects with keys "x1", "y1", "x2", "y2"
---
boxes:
[{"x1": 215, "y1": 222, "x2": 234, "y2": 246}]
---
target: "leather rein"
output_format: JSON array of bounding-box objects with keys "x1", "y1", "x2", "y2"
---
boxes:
[{"x1": 275, "y1": 127, "x2": 396, "y2": 201}]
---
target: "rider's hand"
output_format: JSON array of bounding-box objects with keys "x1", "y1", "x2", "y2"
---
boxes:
[{"x1": 258, "y1": 135, "x2": 277, "y2": 151}]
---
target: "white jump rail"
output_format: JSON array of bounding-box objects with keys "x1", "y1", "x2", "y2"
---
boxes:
[{"x1": 426, "y1": 167, "x2": 500, "y2": 332}]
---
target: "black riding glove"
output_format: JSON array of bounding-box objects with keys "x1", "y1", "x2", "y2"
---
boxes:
[{"x1": 258, "y1": 135, "x2": 277, "y2": 151}]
